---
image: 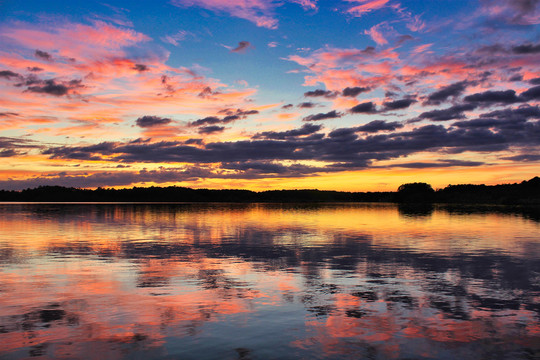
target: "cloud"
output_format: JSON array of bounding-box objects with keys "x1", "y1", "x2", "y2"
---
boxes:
[
  {"x1": 160, "y1": 30, "x2": 194, "y2": 46},
  {"x1": 0, "y1": 112, "x2": 19, "y2": 117},
  {"x1": 364, "y1": 23, "x2": 389, "y2": 46},
  {"x1": 25, "y1": 79, "x2": 84, "y2": 97},
  {"x1": 190, "y1": 116, "x2": 222, "y2": 127},
  {"x1": 304, "y1": 89, "x2": 338, "y2": 98},
  {"x1": 172, "y1": 0, "x2": 279, "y2": 29},
  {"x1": 425, "y1": 81, "x2": 471, "y2": 105},
  {"x1": 132, "y1": 64, "x2": 149, "y2": 72},
  {"x1": 198, "y1": 125, "x2": 225, "y2": 134},
  {"x1": 34, "y1": 49, "x2": 53, "y2": 61},
  {"x1": 480, "y1": 105, "x2": 540, "y2": 120},
  {"x1": 512, "y1": 43, "x2": 540, "y2": 54},
  {"x1": 350, "y1": 102, "x2": 377, "y2": 113},
  {"x1": 385, "y1": 159, "x2": 485, "y2": 168},
  {"x1": 288, "y1": 0, "x2": 318, "y2": 10},
  {"x1": 356, "y1": 120, "x2": 403, "y2": 132},
  {"x1": 346, "y1": 0, "x2": 391, "y2": 17},
  {"x1": 171, "y1": 0, "x2": 319, "y2": 29},
  {"x1": 382, "y1": 98, "x2": 416, "y2": 110},
  {"x1": 298, "y1": 102, "x2": 317, "y2": 108},
  {"x1": 0, "y1": 70, "x2": 22, "y2": 80},
  {"x1": 231, "y1": 41, "x2": 253, "y2": 53},
  {"x1": 253, "y1": 123, "x2": 322, "y2": 139},
  {"x1": 135, "y1": 116, "x2": 172, "y2": 128},
  {"x1": 464, "y1": 89, "x2": 521, "y2": 104},
  {"x1": 419, "y1": 104, "x2": 477, "y2": 121},
  {"x1": 480, "y1": 0, "x2": 540, "y2": 25},
  {"x1": 303, "y1": 110, "x2": 342, "y2": 121},
  {"x1": 190, "y1": 108, "x2": 258, "y2": 127},
  {"x1": 501, "y1": 154, "x2": 540, "y2": 162},
  {"x1": 0, "y1": 136, "x2": 43, "y2": 157},
  {"x1": 38, "y1": 114, "x2": 539, "y2": 181},
  {"x1": 342, "y1": 86, "x2": 370, "y2": 97},
  {"x1": 520, "y1": 85, "x2": 540, "y2": 100}
]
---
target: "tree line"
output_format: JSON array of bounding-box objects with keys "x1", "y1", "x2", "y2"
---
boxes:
[{"x1": 0, "y1": 177, "x2": 538, "y2": 204}]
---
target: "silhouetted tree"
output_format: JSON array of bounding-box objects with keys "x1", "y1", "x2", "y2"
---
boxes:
[{"x1": 396, "y1": 182, "x2": 435, "y2": 203}]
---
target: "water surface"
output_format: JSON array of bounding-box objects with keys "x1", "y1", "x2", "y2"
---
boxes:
[{"x1": 0, "y1": 203, "x2": 539, "y2": 359}]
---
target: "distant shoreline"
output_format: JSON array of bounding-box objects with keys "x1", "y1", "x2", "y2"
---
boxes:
[{"x1": 0, "y1": 177, "x2": 538, "y2": 205}]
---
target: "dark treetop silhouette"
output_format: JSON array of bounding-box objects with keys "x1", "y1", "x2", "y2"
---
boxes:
[{"x1": 0, "y1": 177, "x2": 538, "y2": 205}]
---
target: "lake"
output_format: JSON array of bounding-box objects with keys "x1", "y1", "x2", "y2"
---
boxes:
[{"x1": 0, "y1": 203, "x2": 539, "y2": 359}]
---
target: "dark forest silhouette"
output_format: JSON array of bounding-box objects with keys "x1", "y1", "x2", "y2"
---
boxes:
[{"x1": 0, "y1": 177, "x2": 538, "y2": 204}]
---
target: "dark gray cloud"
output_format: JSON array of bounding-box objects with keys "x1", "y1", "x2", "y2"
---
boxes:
[
  {"x1": 0, "y1": 70, "x2": 21, "y2": 80},
  {"x1": 253, "y1": 124, "x2": 322, "y2": 140},
  {"x1": 38, "y1": 103, "x2": 540, "y2": 182},
  {"x1": 520, "y1": 85, "x2": 540, "y2": 100},
  {"x1": 0, "y1": 136, "x2": 43, "y2": 157},
  {"x1": 425, "y1": 81, "x2": 471, "y2": 105},
  {"x1": 0, "y1": 112, "x2": 18, "y2": 117},
  {"x1": 419, "y1": 103, "x2": 477, "y2": 121},
  {"x1": 512, "y1": 43, "x2": 540, "y2": 53},
  {"x1": 479, "y1": 105, "x2": 540, "y2": 120},
  {"x1": 42, "y1": 120, "x2": 539, "y2": 167},
  {"x1": 190, "y1": 116, "x2": 221, "y2": 127},
  {"x1": 298, "y1": 102, "x2": 316, "y2": 108},
  {"x1": 327, "y1": 127, "x2": 358, "y2": 140},
  {"x1": 356, "y1": 120, "x2": 404, "y2": 133},
  {"x1": 350, "y1": 102, "x2": 376, "y2": 113},
  {"x1": 385, "y1": 159, "x2": 485, "y2": 168},
  {"x1": 25, "y1": 79, "x2": 84, "y2": 97},
  {"x1": 198, "y1": 86, "x2": 221, "y2": 98},
  {"x1": 282, "y1": 103, "x2": 293, "y2": 109},
  {"x1": 464, "y1": 89, "x2": 521, "y2": 104},
  {"x1": 303, "y1": 110, "x2": 341, "y2": 121},
  {"x1": 135, "y1": 115, "x2": 172, "y2": 128},
  {"x1": 198, "y1": 125, "x2": 225, "y2": 134},
  {"x1": 304, "y1": 89, "x2": 337, "y2": 98},
  {"x1": 133, "y1": 64, "x2": 149, "y2": 72},
  {"x1": 231, "y1": 41, "x2": 252, "y2": 53},
  {"x1": 509, "y1": 74, "x2": 523, "y2": 82},
  {"x1": 501, "y1": 154, "x2": 540, "y2": 161},
  {"x1": 185, "y1": 138, "x2": 203, "y2": 145},
  {"x1": 0, "y1": 149, "x2": 18, "y2": 157},
  {"x1": 342, "y1": 87, "x2": 370, "y2": 97},
  {"x1": 190, "y1": 109, "x2": 257, "y2": 127},
  {"x1": 27, "y1": 66, "x2": 43, "y2": 72},
  {"x1": 382, "y1": 98, "x2": 417, "y2": 111},
  {"x1": 218, "y1": 108, "x2": 259, "y2": 116},
  {"x1": 35, "y1": 50, "x2": 53, "y2": 61},
  {"x1": 529, "y1": 77, "x2": 540, "y2": 85}
]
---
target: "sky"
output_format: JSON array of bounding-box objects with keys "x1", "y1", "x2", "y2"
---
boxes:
[{"x1": 0, "y1": 0, "x2": 539, "y2": 191}]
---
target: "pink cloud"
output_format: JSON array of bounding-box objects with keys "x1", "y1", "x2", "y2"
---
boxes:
[
  {"x1": 0, "y1": 20, "x2": 257, "y2": 142},
  {"x1": 171, "y1": 0, "x2": 279, "y2": 29},
  {"x1": 171, "y1": 0, "x2": 318, "y2": 29},
  {"x1": 345, "y1": 0, "x2": 391, "y2": 17},
  {"x1": 289, "y1": 0, "x2": 318, "y2": 10},
  {"x1": 364, "y1": 23, "x2": 389, "y2": 46}
]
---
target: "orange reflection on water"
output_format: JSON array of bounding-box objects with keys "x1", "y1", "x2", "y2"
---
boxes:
[{"x1": 0, "y1": 203, "x2": 539, "y2": 359}]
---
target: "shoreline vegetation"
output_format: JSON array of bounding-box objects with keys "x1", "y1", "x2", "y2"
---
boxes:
[{"x1": 0, "y1": 177, "x2": 538, "y2": 205}]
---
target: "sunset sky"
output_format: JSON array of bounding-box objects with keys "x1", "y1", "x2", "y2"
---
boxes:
[{"x1": 0, "y1": 0, "x2": 538, "y2": 191}]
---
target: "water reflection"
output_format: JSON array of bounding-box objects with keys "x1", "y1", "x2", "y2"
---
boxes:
[{"x1": 0, "y1": 203, "x2": 539, "y2": 359}]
